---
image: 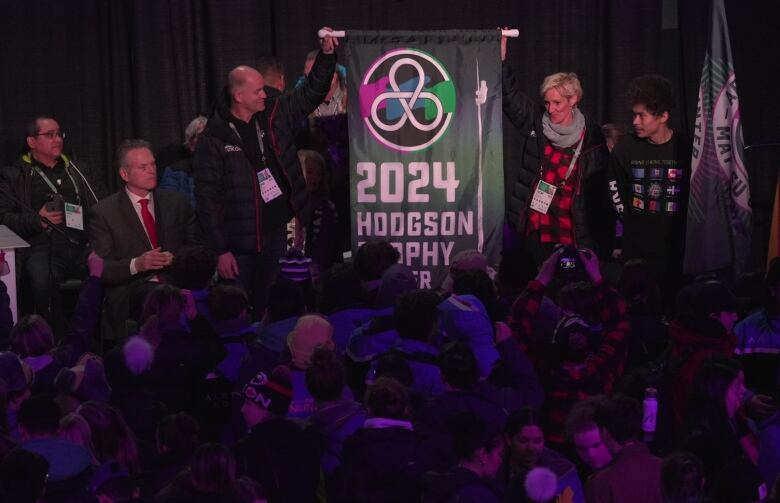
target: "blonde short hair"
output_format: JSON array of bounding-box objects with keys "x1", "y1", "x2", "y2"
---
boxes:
[{"x1": 540, "y1": 72, "x2": 583, "y2": 101}]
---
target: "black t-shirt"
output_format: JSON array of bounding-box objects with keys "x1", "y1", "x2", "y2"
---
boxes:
[
  {"x1": 229, "y1": 115, "x2": 292, "y2": 232},
  {"x1": 609, "y1": 132, "x2": 691, "y2": 262}
]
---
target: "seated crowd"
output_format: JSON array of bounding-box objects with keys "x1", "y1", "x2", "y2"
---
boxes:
[{"x1": 0, "y1": 235, "x2": 779, "y2": 503}]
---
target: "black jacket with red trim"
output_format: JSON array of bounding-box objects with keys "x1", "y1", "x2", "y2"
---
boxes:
[
  {"x1": 194, "y1": 51, "x2": 336, "y2": 254},
  {"x1": 502, "y1": 61, "x2": 614, "y2": 255}
]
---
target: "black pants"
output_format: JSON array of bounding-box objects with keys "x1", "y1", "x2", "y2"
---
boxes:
[
  {"x1": 22, "y1": 241, "x2": 88, "y2": 335},
  {"x1": 233, "y1": 227, "x2": 288, "y2": 320}
]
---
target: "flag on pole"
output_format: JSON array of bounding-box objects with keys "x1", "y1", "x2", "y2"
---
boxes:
[{"x1": 684, "y1": 0, "x2": 751, "y2": 276}]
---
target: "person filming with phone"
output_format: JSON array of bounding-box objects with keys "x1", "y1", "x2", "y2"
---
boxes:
[
  {"x1": 509, "y1": 247, "x2": 630, "y2": 448},
  {"x1": 0, "y1": 116, "x2": 105, "y2": 334}
]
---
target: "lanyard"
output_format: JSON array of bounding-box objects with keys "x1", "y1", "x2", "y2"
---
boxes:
[
  {"x1": 539, "y1": 129, "x2": 586, "y2": 187},
  {"x1": 228, "y1": 121, "x2": 267, "y2": 168},
  {"x1": 32, "y1": 164, "x2": 81, "y2": 200},
  {"x1": 562, "y1": 132, "x2": 586, "y2": 184}
]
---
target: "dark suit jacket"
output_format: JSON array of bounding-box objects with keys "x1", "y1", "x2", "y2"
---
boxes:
[{"x1": 89, "y1": 188, "x2": 200, "y2": 327}]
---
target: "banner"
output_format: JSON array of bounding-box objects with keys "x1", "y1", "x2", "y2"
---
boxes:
[
  {"x1": 345, "y1": 30, "x2": 504, "y2": 288},
  {"x1": 684, "y1": 0, "x2": 751, "y2": 275}
]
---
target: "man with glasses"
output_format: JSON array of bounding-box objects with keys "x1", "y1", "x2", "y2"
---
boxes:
[{"x1": 0, "y1": 116, "x2": 104, "y2": 332}]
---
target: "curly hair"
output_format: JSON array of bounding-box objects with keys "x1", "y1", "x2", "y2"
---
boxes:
[{"x1": 628, "y1": 74, "x2": 673, "y2": 116}]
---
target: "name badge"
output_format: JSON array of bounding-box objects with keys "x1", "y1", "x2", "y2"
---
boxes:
[
  {"x1": 64, "y1": 203, "x2": 84, "y2": 230},
  {"x1": 530, "y1": 180, "x2": 557, "y2": 215},
  {"x1": 257, "y1": 168, "x2": 283, "y2": 203}
]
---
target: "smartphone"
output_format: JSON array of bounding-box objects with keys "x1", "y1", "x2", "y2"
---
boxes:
[
  {"x1": 45, "y1": 193, "x2": 64, "y2": 212},
  {"x1": 559, "y1": 257, "x2": 577, "y2": 270}
]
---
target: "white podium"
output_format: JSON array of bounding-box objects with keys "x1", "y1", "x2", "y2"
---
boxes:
[{"x1": 0, "y1": 225, "x2": 30, "y2": 323}]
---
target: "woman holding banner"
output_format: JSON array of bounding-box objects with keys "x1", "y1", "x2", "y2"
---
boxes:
[{"x1": 501, "y1": 35, "x2": 613, "y2": 266}]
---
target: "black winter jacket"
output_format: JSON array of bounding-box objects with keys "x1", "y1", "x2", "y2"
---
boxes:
[
  {"x1": 502, "y1": 61, "x2": 613, "y2": 254},
  {"x1": 331, "y1": 425, "x2": 445, "y2": 502},
  {"x1": 194, "y1": 52, "x2": 336, "y2": 255},
  {"x1": 0, "y1": 153, "x2": 103, "y2": 241}
]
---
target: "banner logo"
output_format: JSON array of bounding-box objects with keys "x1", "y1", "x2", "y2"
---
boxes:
[{"x1": 359, "y1": 48, "x2": 456, "y2": 152}]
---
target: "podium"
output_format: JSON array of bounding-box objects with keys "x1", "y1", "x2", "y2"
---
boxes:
[{"x1": 0, "y1": 225, "x2": 30, "y2": 323}]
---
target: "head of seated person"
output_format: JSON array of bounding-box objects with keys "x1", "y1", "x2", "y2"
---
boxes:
[
  {"x1": 394, "y1": 289, "x2": 441, "y2": 344},
  {"x1": 139, "y1": 285, "x2": 186, "y2": 344},
  {"x1": 305, "y1": 347, "x2": 345, "y2": 405},
  {"x1": 365, "y1": 377, "x2": 411, "y2": 421},
  {"x1": 264, "y1": 281, "x2": 305, "y2": 324},
  {"x1": 565, "y1": 396, "x2": 613, "y2": 471},
  {"x1": 675, "y1": 280, "x2": 738, "y2": 336},
  {"x1": 438, "y1": 342, "x2": 479, "y2": 392},
  {"x1": 12, "y1": 315, "x2": 54, "y2": 358},
  {"x1": 354, "y1": 240, "x2": 400, "y2": 285},
  {"x1": 208, "y1": 284, "x2": 250, "y2": 324},
  {"x1": 318, "y1": 263, "x2": 367, "y2": 314}
]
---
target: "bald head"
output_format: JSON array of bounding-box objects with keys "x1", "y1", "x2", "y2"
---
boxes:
[{"x1": 228, "y1": 66, "x2": 267, "y2": 121}]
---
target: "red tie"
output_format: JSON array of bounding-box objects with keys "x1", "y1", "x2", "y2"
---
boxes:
[{"x1": 138, "y1": 199, "x2": 159, "y2": 248}]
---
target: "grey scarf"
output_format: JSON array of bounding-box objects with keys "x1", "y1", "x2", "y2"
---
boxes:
[{"x1": 542, "y1": 108, "x2": 586, "y2": 148}]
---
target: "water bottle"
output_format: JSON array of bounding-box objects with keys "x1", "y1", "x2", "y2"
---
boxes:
[{"x1": 642, "y1": 387, "x2": 658, "y2": 433}]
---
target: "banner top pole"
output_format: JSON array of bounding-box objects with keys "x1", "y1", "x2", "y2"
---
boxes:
[{"x1": 317, "y1": 28, "x2": 519, "y2": 38}]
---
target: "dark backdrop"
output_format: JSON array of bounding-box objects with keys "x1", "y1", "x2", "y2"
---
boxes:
[{"x1": 1, "y1": 0, "x2": 777, "y2": 271}]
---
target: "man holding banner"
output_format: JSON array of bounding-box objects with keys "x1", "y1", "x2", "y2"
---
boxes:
[
  {"x1": 345, "y1": 30, "x2": 505, "y2": 288},
  {"x1": 194, "y1": 29, "x2": 338, "y2": 316}
]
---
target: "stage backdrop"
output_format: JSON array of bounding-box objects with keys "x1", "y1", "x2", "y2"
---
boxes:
[{"x1": 345, "y1": 30, "x2": 504, "y2": 288}]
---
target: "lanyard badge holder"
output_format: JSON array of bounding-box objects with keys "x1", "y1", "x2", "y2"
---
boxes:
[
  {"x1": 33, "y1": 165, "x2": 84, "y2": 230},
  {"x1": 529, "y1": 133, "x2": 586, "y2": 215},
  {"x1": 230, "y1": 122, "x2": 284, "y2": 204},
  {"x1": 253, "y1": 125, "x2": 283, "y2": 203}
]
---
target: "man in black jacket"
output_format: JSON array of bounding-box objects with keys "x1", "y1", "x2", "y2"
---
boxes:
[
  {"x1": 194, "y1": 28, "x2": 338, "y2": 317},
  {"x1": 0, "y1": 116, "x2": 104, "y2": 331}
]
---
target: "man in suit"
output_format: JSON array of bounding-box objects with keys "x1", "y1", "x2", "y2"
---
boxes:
[{"x1": 89, "y1": 139, "x2": 200, "y2": 337}]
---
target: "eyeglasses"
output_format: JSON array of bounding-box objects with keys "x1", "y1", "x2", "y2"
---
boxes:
[{"x1": 34, "y1": 130, "x2": 66, "y2": 140}]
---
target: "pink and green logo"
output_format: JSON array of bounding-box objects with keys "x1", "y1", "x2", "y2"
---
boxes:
[{"x1": 359, "y1": 48, "x2": 456, "y2": 152}]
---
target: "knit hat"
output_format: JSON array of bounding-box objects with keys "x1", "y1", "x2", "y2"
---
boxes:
[
  {"x1": 278, "y1": 248, "x2": 312, "y2": 283},
  {"x1": 287, "y1": 314, "x2": 334, "y2": 368},
  {"x1": 441, "y1": 249, "x2": 495, "y2": 292},
  {"x1": 54, "y1": 356, "x2": 112, "y2": 403},
  {"x1": 552, "y1": 315, "x2": 595, "y2": 361},
  {"x1": 0, "y1": 351, "x2": 30, "y2": 393},
  {"x1": 241, "y1": 369, "x2": 293, "y2": 416}
]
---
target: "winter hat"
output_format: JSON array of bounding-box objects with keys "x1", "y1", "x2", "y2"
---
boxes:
[
  {"x1": 278, "y1": 248, "x2": 313, "y2": 283},
  {"x1": 54, "y1": 356, "x2": 112, "y2": 403},
  {"x1": 441, "y1": 249, "x2": 495, "y2": 292},
  {"x1": 0, "y1": 351, "x2": 31, "y2": 393},
  {"x1": 375, "y1": 263, "x2": 418, "y2": 308},
  {"x1": 241, "y1": 368, "x2": 293, "y2": 416},
  {"x1": 552, "y1": 315, "x2": 595, "y2": 361},
  {"x1": 287, "y1": 315, "x2": 334, "y2": 368}
]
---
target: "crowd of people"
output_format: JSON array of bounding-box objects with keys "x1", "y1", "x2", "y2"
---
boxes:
[{"x1": 0, "y1": 28, "x2": 777, "y2": 503}]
